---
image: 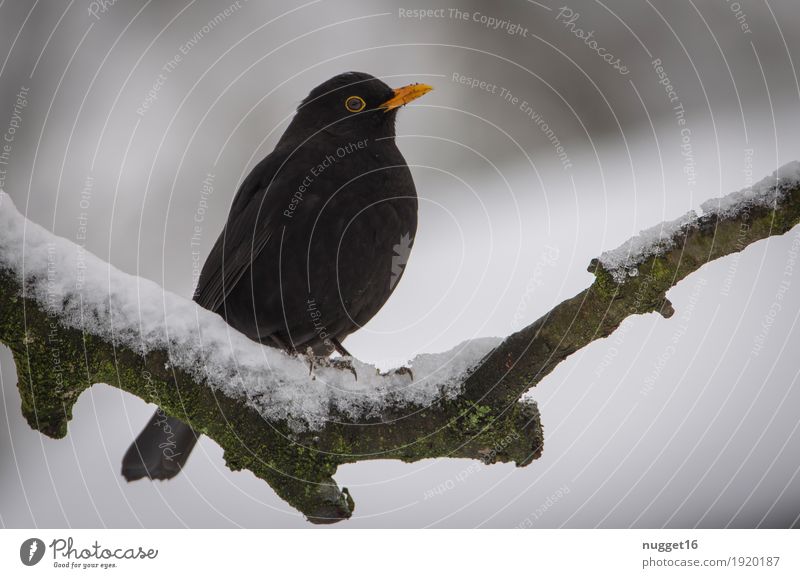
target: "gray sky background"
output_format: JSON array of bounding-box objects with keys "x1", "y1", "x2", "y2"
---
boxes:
[{"x1": 1, "y1": 0, "x2": 800, "y2": 528}]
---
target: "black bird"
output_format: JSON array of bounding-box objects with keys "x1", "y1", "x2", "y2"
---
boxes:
[{"x1": 122, "y1": 72, "x2": 432, "y2": 481}]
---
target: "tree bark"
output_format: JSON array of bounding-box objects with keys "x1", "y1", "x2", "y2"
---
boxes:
[{"x1": 1, "y1": 181, "x2": 798, "y2": 524}]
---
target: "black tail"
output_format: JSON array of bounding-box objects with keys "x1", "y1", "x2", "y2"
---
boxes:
[{"x1": 121, "y1": 409, "x2": 199, "y2": 481}]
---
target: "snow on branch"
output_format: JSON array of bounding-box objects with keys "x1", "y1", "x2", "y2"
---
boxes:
[
  {"x1": 1, "y1": 161, "x2": 799, "y2": 523},
  {"x1": 598, "y1": 161, "x2": 800, "y2": 283},
  {"x1": 0, "y1": 191, "x2": 498, "y2": 430}
]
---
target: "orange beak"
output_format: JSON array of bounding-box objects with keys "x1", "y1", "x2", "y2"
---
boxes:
[{"x1": 379, "y1": 83, "x2": 433, "y2": 112}]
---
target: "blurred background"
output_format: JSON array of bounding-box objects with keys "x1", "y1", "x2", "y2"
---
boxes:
[{"x1": 1, "y1": 0, "x2": 800, "y2": 528}]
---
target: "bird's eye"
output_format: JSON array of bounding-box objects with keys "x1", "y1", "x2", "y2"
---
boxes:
[{"x1": 344, "y1": 96, "x2": 366, "y2": 113}]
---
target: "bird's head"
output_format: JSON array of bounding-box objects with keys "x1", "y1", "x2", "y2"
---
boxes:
[{"x1": 283, "y1": 71, "x2": 432, "y2": 142}]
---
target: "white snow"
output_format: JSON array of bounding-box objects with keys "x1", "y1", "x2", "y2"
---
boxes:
[
  {"x1": 598, "y1": 210, "x2": 698, "y2": 283},
  {"x1": 700, "y1": 160, "x2": 800, "y2": 217},
  {"x1": 0, "y1": 191, "x2": 500, "y2": 430},
  {"x1": 599, "y1": 161, "x2": 800, "y2": 283}
]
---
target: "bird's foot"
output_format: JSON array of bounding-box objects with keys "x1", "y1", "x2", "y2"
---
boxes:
[
  {"x1": 330, "y1": 357, "x2": 358, "y2": 381},
  {"x1": 304, "y1": 347, "x2": 317, "y2": 377},
  {"x1": 388, "y1": 366, "x2": 414, "y2": 382},
  {"x1": 305, "y1": 348, "x2": 358, "y2": 381}
]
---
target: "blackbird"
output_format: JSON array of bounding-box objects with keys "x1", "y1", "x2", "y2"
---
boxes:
[{"x1": 122, "y1": 71, "x2": 432, "y2": 481}]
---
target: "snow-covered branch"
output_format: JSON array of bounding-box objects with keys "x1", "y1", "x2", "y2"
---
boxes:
[{"x1": 0, "y1": 162, "x2": 798, "y2": 523}]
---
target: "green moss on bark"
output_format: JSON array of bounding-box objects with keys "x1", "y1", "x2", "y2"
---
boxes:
[
  {"x1": 1, "y1": 184, "x2": 797, "y2": 523},
  {"x1": 0, "y1": 267, "x2": 542, "y2": 523}
]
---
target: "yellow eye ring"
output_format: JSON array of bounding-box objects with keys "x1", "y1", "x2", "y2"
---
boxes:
[{"x1": 344, "y1": 95, "x2": 366, "y2": 113}]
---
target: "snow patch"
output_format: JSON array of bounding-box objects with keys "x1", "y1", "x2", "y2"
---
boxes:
[
  {"x1": 598, "y1": 210, "x2": 697, "y2": 283},
  {"x1": 599, "y1": 161, "x2": 800, "y2": 283},
  {"x1": 700, "y1": 161, "x2": 800, "y2": 217}
]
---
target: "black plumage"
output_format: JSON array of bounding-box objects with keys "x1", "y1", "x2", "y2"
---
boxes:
[{"x1": 122, "y1": 72, "x2": 431, "y2": 481}]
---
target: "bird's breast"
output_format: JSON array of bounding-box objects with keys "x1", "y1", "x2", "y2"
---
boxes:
[{"x1": 233, "y1": 138, "x2": 417, "y2": 347}]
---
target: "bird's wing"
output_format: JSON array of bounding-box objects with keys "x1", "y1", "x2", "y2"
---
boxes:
[{"x1": 193, "y1": 149, "x2": 291, "y2": 313}]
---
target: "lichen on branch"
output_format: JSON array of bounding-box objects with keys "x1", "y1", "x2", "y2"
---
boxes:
[{"x1": 0, "y1": 162, "x2": 798, "y2": 523}]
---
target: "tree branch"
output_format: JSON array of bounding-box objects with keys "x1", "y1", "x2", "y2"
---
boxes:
[{"x1": 1, "y1": 165, "x2": 798, "y2": 524}]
